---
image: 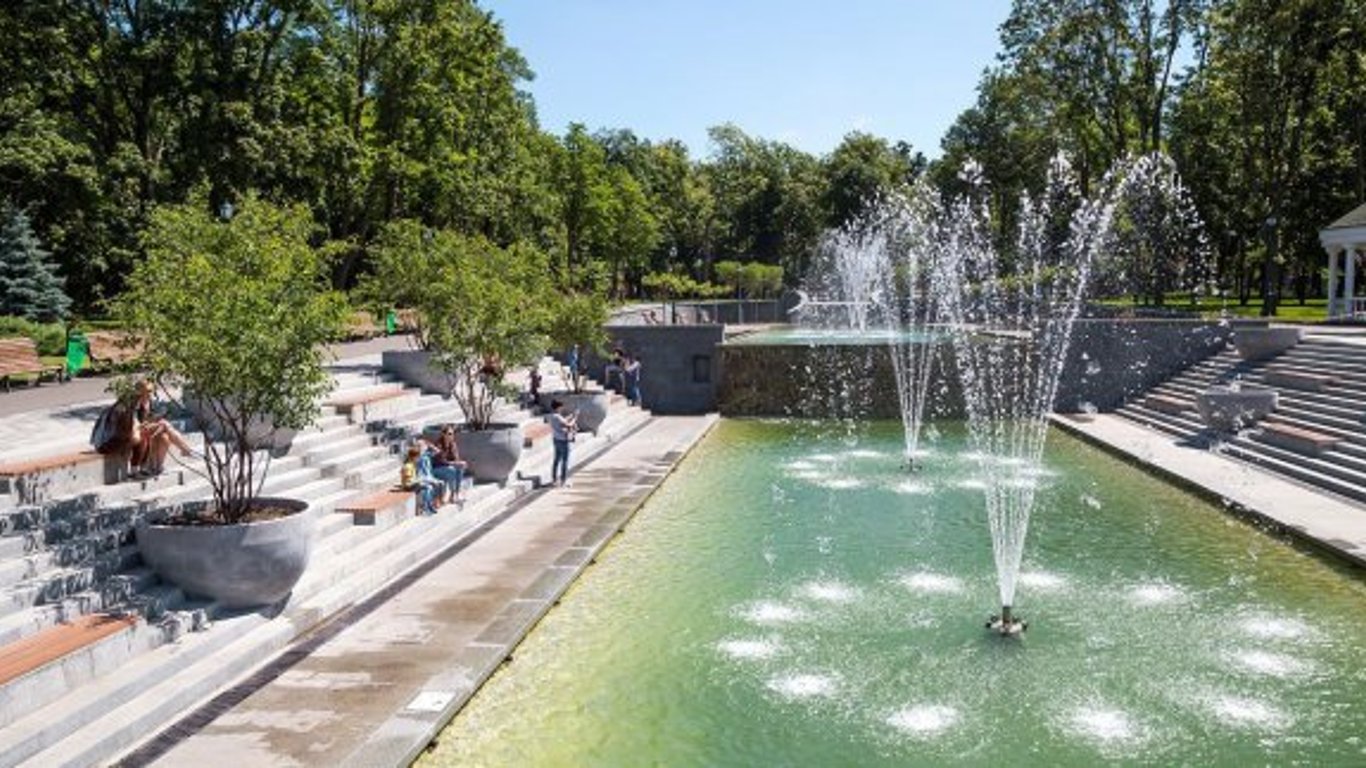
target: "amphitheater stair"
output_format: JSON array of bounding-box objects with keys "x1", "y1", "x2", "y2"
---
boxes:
[{"x1": 1115, "y1": 334, "x2": 1366, "y2": 506}]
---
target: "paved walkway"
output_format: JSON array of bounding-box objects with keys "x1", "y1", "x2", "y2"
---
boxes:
[
  {"x1": 0, "y1": 336, "x2": 415, "y2": 462},
  {"x1": 1053, "y1": 413, "x2": 1366, "y2": 569},
  {"x1": 132, "y1": 415, "x2": 717, "y2": 768}
]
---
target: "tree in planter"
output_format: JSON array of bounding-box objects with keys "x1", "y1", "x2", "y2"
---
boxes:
[
  {"x1": 115, "y1": 197, "x2": 348, "y2": 523},
  {"x1": 0, "y1": 202, "x2": 71, "y2": 321},
  {"x1": 363, "y1": 224, "x2": 552, "y2": 430},
  {"x1": 426, "y1": 236, "x2": 551, "y2": 431},
  {"x1": 545, "y1": 291, "x2": 610, "y2": 393},
  {"x1": 355, "y1": 220, "x2": 444, "y2": 350}
]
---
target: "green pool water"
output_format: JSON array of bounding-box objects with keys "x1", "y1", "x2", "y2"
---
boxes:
[{"x1": 421, "y1": 420, "x2": 1366, "y2": 767}]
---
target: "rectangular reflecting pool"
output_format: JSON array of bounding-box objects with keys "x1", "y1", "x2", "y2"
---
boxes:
[{"x1": 420, "y1": 420, "x2": 1366, "y2": 766}]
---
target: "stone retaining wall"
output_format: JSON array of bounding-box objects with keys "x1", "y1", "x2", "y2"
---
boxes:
[{"x1": 716, "y1": 318, "x2": 1250, "y2": 418}]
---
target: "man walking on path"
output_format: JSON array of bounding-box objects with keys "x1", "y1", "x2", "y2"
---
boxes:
[{"x1": 549, "y1": 399, "x2": 577, "y2": 487}]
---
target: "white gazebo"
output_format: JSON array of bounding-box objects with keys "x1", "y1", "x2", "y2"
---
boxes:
[{"x1": 1320, "y1": 201, "x2": 1366, "y2": 320}]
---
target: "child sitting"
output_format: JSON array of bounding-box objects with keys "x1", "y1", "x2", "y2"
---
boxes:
[{"x1": 400, "y1": 442, "x2": 443, "y2": 515}]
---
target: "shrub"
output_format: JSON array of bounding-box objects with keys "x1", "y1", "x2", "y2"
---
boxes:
[{"x1": 0, "y1": 315, "x2": 66, "y2": 356}]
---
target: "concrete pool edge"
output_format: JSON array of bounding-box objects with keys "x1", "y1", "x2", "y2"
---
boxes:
[
  {"x1": 348, "y1": 414, "x2": 720, "y2": 768},
  {"x1": 1051, "y1": 413, "x2": 1366, "y2": 572}
]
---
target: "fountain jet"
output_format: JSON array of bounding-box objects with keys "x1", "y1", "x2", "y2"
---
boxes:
[{"x1": 937, "y1": 156, "x2": 1109, "y2": 625}]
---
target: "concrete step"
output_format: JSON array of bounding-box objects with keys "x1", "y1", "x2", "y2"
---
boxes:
[
  {"x1": 1238, "y1": 434, "x2": 1366, "y2": 485},
  {"x1": 0, "y1": 566, "x2": 161, "y2": 647},
  {"x1": 285, "y1": 422, "x2": 368, "y2": 456},
  {"x1": 136, "y1": 458, "x2": 310, "y2": 509},
  {"x1": 6, "y1": 408, "x2": 656, "y2": 768},
  {"x1": 340, "y1": 455, "x2": 398, "y2": 490},
  {"x1": 300, "y1": 433, "x2": 375, "y2": 467},
  {"x1": 1219, "y1": 440, "x2": 1366, "y2": 506}
]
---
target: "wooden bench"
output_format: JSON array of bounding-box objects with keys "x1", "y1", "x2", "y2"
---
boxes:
[
  {"x1": 0, "y1": 337, "x2": 65, "y2": 390},
  {"x1": 0, "y1": 614, "x2": 139, "y2": 687},
  {"x1": 84, "y1": 331, "x2": 144, "y2": 368},
  {"x1": 334, "y1": 488, "x2": 415, "y2": 526},
  {"x1": 345, "y1": 311, "x2": 382, "y2": 340},
  {"x1": 1143, "y1": 394, "x2": 1189, "y2": 416},
  {"x1": 523, "y1": 421, "x2": 552, "y2": 448},
  {"x1": 1257, "y1": 422, "x2": 1341, "y2": 457},
  {"x1": 325, "y1": 384, "x2": 415, "y2": 424},
  {"x1": 0, "y1": 450, "x2": 117, "y2": 503},
  {"x1": 1264, "y1": 368, "x2": 1338, "y2": 393}
]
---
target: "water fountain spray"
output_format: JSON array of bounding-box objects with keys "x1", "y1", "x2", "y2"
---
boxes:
[
  {"x1": 821, "y1": 187, "x2": 942, "y2": 469},
  {"x1": 879, "y1": 186, "x2": 942, "y2": 470},
  {"x1": 936, "y1": 156, "x2": 1111, "y2": 635}
]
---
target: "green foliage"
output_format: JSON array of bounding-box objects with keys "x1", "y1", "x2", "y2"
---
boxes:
[
  {"x1": 822, "y1": 132, "x2": 925, "y2": 230},
  {"x1": 0, "y1": 315, "x2": 66, "y2": 356},
  {"x1": 546, "y1": 292, "x2": 610, "y2": 392},
  {"x1": 704, "y1": 124, "x2": 824, "y2": 282},
  {"x1": 641, "y1": 272, "x2": 729, "y2": 300},
  {"x1": 937, "y1": 0, "x2": 1366, "y2": 315},
  {"x1": 0, "y1": 203, "x2": 70, "y2": 321},
  {"x1": 713, "y1": 260, "x2": 784, "y2": 298},
  {"x1": 365, "y1": 222, "x2": 551, "y2": 429},
  {"x1": 114, "y1": 196, "x2": 348, "y2": 523}
]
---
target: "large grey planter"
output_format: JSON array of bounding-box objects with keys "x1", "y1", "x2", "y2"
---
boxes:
[
  {"x1": 1233, "y1": 327, "x2": 1302, "y2": 361},
  {"x1": 137, "y1": 498, "x2": 313, "y2": 609},
  {"x1": 540, "y1": 390, "x2": 610, "y2": 434},
  {"x1": 456, "y1": 424, "x2": 523, "y2": 484},
  {"x1": 381, "y1": 349, "x2": 454, "y2": 396},
  {"x1": 182, "y1": 393, "x2": 301, "y2": 453},
  {"x1": 1195, "y1": 386, "x2": 1278, "y2": 432}
]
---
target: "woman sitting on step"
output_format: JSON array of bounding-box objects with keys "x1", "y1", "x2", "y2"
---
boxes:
[
  {"x1": 128, "y1": 380, "x2": 194, "y2": 478},
  {"x1": 430, "y1": 426, "x2": 468, "y2": 505}
]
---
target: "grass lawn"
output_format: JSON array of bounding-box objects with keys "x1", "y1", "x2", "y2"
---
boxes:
[{"x1": 1100, "y1": 296, "x2": 1329, "y2": 323}]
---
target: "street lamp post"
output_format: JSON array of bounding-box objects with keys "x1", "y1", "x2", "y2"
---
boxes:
[{"x1": 1260, "y1": 216, "x2": 1279, "y2": 317}]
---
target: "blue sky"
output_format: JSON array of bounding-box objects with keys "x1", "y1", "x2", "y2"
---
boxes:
[{"x1": 484, "y1": 0, "x2": 1014, "y2": 160}]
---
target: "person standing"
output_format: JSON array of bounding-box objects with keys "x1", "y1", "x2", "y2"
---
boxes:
[
  {"x1": 565, "y1": 344, "x2": 581, "y2": 390},
  {"x1": 549, "y1": 399, "x2": 577, "y2": 487},
  {"x1": 528, "y1": 367, "x2": 542, "y2": 408},
  {"x1": 624, "y1": 354, "x2": 643, "y2": 406},
  {"x1": 603, "y1": 347, "x2": 625, "y2": 392}
]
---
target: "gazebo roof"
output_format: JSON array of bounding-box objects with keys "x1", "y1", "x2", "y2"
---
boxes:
[{"x1": 1326, "y1": 201, "x2": 1366, "y2": 231}]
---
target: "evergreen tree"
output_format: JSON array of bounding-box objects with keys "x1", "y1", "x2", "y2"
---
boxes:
[{"x1": 0, "y1": 203, "x2": 71, "y2": 321}]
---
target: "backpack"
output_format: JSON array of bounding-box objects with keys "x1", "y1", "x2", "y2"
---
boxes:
[{"x1": 90, "y1": 402, "x2": 132, "y2": 454}]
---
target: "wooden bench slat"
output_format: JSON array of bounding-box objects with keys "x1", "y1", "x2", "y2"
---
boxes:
[
  {"x1": 0, "y1": 337, "x2": 63, "y2": 384},
  {"x1": 85, "y1": 331, "x2": 144, "y2": 365},
  {"x1": 1144, "y1": 394, "x2": 1188, "y2": 415},
  {"x1": 1258, "y1": 422, "x2": 1341, "y2": 457},
  {"x1": 325, "y1": 385, "x2": 408, "y2": 408},
  {"x1": 336, "y1": 489, "x2": 412, "y2": 513},
  {"x1": 336, "y1": 488, "x2": 414, "y2": 526},
  {"x1": 0, "y1": 451, "x2": 104, "y2": 477},
  {"x1": 0, "y1": 614, "x2": 138, "y2": 687},
  {"x1": 523, "y1": 421, "x2": 552, "y2": 448}
]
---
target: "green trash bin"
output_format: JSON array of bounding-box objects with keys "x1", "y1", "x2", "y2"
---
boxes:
[
  {"x1": 65, "y1": 332, "x2": 89, "y2": 377},
  {"x1": 385, "y1": 309, "x2": 398, "y2": 335}
]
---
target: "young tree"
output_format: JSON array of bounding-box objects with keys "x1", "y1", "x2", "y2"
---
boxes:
[
  {"x1": 115, "y1": 197, "x2": 347, "y2": 523},
  {"x1": 0, "y1": 203, "x2": 71, "y2": 321}
]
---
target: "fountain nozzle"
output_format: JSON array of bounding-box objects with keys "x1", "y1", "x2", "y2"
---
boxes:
[{"x1": 986, "y1": 605, "x2": 1027, "y2": 636}]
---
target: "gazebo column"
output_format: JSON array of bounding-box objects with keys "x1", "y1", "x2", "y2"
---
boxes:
[
  {"x1": 1348, "y1": 247, "x2": 1360, "y2": 318},
  {"x1": 1327, "y1": 247, "x2": 1341, "y2": 317}
]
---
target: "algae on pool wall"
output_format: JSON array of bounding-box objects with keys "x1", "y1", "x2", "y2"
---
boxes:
[{"x1": 422, "y1": 419, "x2": 1366, "y2": 767}]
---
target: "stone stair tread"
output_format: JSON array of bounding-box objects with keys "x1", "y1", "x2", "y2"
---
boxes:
[{"x1": 1, "y1": 406, "x2": 653, "y2": 767}]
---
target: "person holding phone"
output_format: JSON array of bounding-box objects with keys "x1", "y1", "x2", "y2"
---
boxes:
[{"x1": 549, "y1": 399, "x2": 578, "y2": 487}]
